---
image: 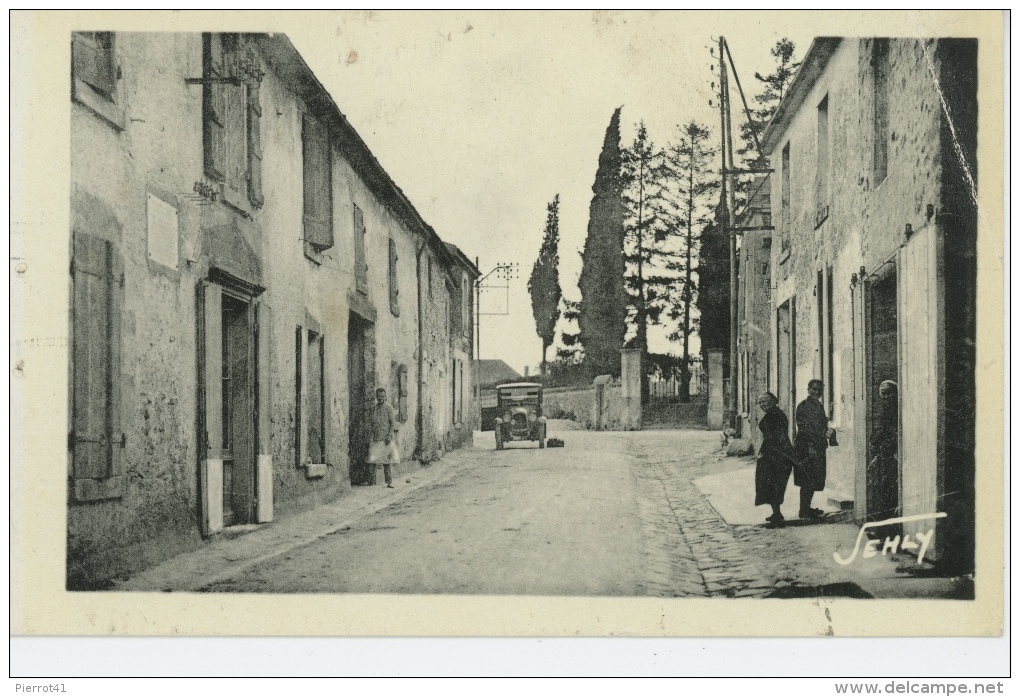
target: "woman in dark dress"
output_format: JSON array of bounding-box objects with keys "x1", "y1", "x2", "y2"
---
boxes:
[{"x1": 755, "y1": 392, "x2": 796, "y2": 527}]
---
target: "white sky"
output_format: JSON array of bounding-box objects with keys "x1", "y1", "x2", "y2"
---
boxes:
[{"x1": 286, "y1": 11, "x2": 818, "y2": 375}]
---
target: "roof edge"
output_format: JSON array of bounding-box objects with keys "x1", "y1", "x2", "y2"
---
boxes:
[
  {"x1": 760, "y1": 37, "x2": 842, "y2": 154},
  {"x1": 256, "y1": 33, "x2": 456, "y2": 268}
]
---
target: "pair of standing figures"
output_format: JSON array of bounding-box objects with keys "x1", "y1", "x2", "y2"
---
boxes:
[{"x1": 754, "y1": 379, "x2": 835, "y2": 527}]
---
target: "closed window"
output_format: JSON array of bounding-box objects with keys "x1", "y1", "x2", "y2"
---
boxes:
[
  {"x1": 388, "y1": 238, "x2": 399, "y2": 316},
  {"x1": 462, "y1": 273, "x2": 471, "y2": 338},
  {"x1": 397, "y1": 364, "x2": 409, "y2": 422},
  {"x1": 69, "y1": 232, "x2": 125, "y2": 502},
  {"x1": 303, "y1": 114, "x2": 333, "y2": 253},
  {"x1": 353, "y1": 204, "x2": 367, "y2": 293},
  {"x1": 872, "y1": 39, "x2": 890, "y2": 185},
  {"x1": 71, "y1": 32, "x2": 124, "y2": 130},
  {"x1": 815, "y1": 94, "x2": 829, "y2": 228},
  {"x1": 295, "y1": 325, "x2": 326, "y2": 466},
  {"x1": 203, "y1": 33, "x2": 263, "y2": 211},
  {"x1": 780, "y1": 141, "x2": 791, "y2": 254}
]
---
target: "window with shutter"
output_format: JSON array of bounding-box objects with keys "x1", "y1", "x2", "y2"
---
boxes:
[
  {"x1": 303, "y1": 114, "x2": 334, "y2": 251},
  {"x1": 389, "y1": 238, "x2": 399, "y2": 316},
  {"x1": 354, "y1": 205, "x2": 367, "y2": 293},
  {"x1": 222, "y1": 36, "x2": 248, "y2": 208},
  {"x1": 246, "y1": 79, "x2": 264, "y2": 209},
  {"x1": 397, "y1": 364, "x2": 409, "y2": 422},
  {"x1": 71, "y1": 32, "x2": 124, "y2": 130},
  {"x1": 70, "y1": 232, "x2": 124, "y2": 502},
  {"x1": 203, "y1": 33, "x2": 228, "y2": 182},
  {"x1": 73, "y1": 32, "x2": 115, "y2": 98},
  {"x1": 202, "y1": 34, "x2": 263, "y2": 212}
]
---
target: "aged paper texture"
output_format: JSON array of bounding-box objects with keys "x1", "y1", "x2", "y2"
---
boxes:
[{"x1": 11, "y1": 10, "x2": 1005, "y2": 637}]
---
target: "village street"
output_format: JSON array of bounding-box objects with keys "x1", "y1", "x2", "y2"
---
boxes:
[{"x1": 111, "y1": 426, "x2": 967, "y2": 599}]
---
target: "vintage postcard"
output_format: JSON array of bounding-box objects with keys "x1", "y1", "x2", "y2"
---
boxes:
[{"x1": 10, "y1": 10, "x2": 1005, "y2": 637}]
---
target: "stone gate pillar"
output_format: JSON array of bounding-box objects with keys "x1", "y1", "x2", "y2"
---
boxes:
[
  {"x1": 620, "y1": 348, "x2": 643, "y2": 430},
  {"x1": 707, "y1": 349, "x2": 724, "y2": 430}
]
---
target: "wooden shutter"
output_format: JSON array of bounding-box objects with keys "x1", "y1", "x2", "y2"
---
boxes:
[
  {"x1": 294, "y1": 325, "x2": 303, "y2": 466},
  {"x1": 353, "y1": 205, "x2": 367, "y2": 292},
  {"x1": 246, "y1": 79, "x2": 264, "y2": 208},
  {"x1": 898, "y1": 226, "x2": 945, "y2": 545},
  {"x1": 70, "y1": 233, "x2": 123, "y2": 496},
  {"x1": 222, "y1": 35, "x2": 247, "y2": 203},
  {"x1": 302, "y1": 115, "x2": 333, "y2": 249},
  {"x1": 200, "y1": 282, "x2": 224, "y2": 534},
  {"x1": 389, "y1": 238, "x2": 399, "y2": 315},
  {"x1": 398, "y1": 364, "x2": 409, "y2": 422},
  {"x1": 203, "y1": 33, "x2": 227, "y2": 181},
  {"x1": 72, "y1": 32, "x2": 116, "y2": 98}
]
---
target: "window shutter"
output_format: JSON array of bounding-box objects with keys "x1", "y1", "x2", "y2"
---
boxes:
[
  {"x1": 246, "y1": 80, "x2": 264, "y2": 209},
  {"x1": 72, "y1": 32, "x2": 116, "y2": 98},
  {"x1": 354, "y1": 205, "x2": 367, "y2": 293},
  {"x1": 222, "y1": 36, "x2": 247, "y2": 202},
  {"x1": 70, "y1": 233, "x2": 123, "y2": 489},
  {"x1": 398, "y1": 364, "x2": 409, "y2": 422},
  {"x1": 203, "y1": 33, "x2": 227, "y2": 181},
  {"x1": 389, "y1": 238, "x2": 399, "y2": 315},
  {"x1": 302, "y1": 115, "x2": 333, "y2": 249}
]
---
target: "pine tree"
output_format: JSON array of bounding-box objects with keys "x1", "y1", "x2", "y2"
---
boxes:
[
  {"x1": 660, "y1": 121, "x2": 718, "y2": 401},
  {"x1": 527, "y1": 194, "x2": 562, "y2": 375},
  {"x1": 578, "y1": 107, "x2": 628, "y2": 378},
  {"x1": 737, "y1": 38, "x2": 801, "y2": 171},
  {"x1": 621, "y1": 122, "x2": 671, "y2": 359}
]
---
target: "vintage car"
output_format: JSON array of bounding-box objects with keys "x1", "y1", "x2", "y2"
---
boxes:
[{"x1": 493, "y1": 382, "x2": 547, "y2": 450}]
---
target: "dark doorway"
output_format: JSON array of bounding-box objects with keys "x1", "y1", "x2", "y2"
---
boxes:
[
  {"x1": 865, "y1": 265, "x2": 899, "y2": 522},
  {"x1": 347, "y1": 313, "x2": 371, "y2": 485},
  {"x1": 221, "y1": 293, "x2": 255, "y2": 526}
]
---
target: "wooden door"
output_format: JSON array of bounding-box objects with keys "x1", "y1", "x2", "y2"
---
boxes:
[
  {"x1": 221, "y1": 294, "x2": 255, "y2": 526},
  {"x1": 897, "y1": 226, "x2": 945, "y2": 547},
  {"x1": 347, "y1": 314, "x2": 369, "y2": 484},
  {"x1": 200, "y1": 282, "x2": 256, "y2": 535}
]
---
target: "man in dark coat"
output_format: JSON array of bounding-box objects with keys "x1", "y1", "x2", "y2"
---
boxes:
[
  {"x1": 794, "y1": 379, "x2": 835, "y2": 518},
  {"x1": 755, "y1": 392, "x2": 796, "y2": 527}
]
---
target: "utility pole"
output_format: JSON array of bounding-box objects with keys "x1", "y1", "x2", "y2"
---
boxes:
[{"x1": 717, "y1": 36, "x2": 738, "y2": 432}]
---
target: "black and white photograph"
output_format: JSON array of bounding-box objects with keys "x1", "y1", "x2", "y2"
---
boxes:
[{"x1": 10, "y1": 10, "x2": 1005, "y2": 651}]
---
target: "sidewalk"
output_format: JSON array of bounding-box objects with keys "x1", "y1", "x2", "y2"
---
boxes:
[
  {"x1": 692, "y1": 461, "x2": 973, "y2": 599},
  {"x1": 115, "y1": 441, "x2": 481, "y2": 592}
]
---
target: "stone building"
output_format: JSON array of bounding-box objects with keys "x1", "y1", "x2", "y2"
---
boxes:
[
  {"x1": 761, "y1": 37, "x2": 977, "y2": 571},
  {"x1": 67, "y1": 32, "x2": 474, "y2": 586},
  {"x1": 446, "y1": 244, "x2": 481, "y2": 448},
  {"x1": 734, "y1": 176, "x2": 773, "y2": 452}
]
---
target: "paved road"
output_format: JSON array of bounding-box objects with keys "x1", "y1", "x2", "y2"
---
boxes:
[
  {"x1": 205, "y1": 430, "x2": 655, "y2": 595},
  {"x1": 129, "y1": 427, "x2": 964, "y2": 599}
]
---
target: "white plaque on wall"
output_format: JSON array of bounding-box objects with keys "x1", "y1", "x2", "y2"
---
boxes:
[{"x1": 147, "y1": 193, "x2": 179, "y2": 270}]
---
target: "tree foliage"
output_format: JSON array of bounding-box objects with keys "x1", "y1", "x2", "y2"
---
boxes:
[
  {"x1": 659, "y1": 121, "x2": 718, "y2": 400},
  {"x1": 527, "y1": 194, "x2": 562, "y2": 374},
  {"x1": 578, "y1": 107, "x2": 628, "y2": 377},
  {"x1": 621, "y1": 122, "x2": 672, "y2": 358},
  {"x1": 737, "y1": 38, "x2": 801, "y2": 171}
]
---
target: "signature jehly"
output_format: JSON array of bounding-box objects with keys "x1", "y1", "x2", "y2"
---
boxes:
[{"x1": 833, "y1": 512, "x2": 948, "y2": 566}]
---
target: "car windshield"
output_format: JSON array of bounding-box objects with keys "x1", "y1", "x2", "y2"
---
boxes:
[{"x1": 498, "y1": 386, "x2": 540, "y2": 407}]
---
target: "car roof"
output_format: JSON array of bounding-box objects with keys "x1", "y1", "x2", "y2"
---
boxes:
[{"x1": 496, "y1": 382, "x2": 542, "y2": 389}]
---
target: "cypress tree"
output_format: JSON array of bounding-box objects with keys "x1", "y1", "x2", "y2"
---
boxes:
[
  {"x1": 578, "y1": 107, "x2": 628, "y2": 378},
  {"x1": 527, "y1": 194, "x2": 562, "y2": 375}
]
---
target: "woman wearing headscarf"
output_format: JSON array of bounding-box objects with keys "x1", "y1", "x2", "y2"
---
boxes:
[{"x1": 755, "y1": 392, "x2": 797, "y2": 527}]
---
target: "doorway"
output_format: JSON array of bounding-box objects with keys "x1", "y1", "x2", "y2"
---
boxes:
[
  {"x1": 221, "y1": 294, "x2": 256, "y2": 526},
  {"x1": 347, "y1": 313, "x2": 371, "y2": 485},
  {"x1": 865, "y1": 265, "x2": 898, "y2": 522}
]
